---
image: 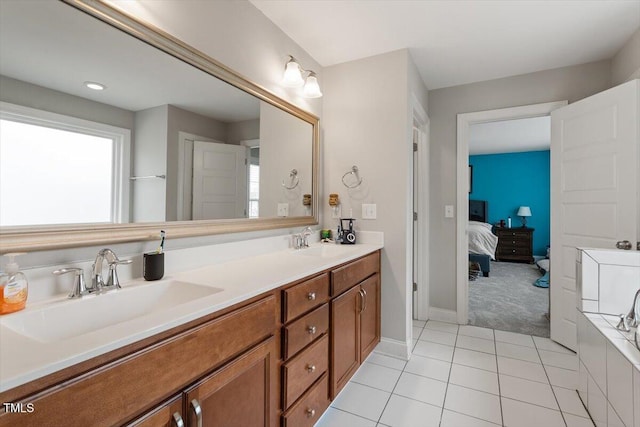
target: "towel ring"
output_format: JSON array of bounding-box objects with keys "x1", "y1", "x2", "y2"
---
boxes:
[
  {"x1": 342, "y1": 166, "x2": 363, "y2": 189},
  {"x1": 282, "y1": 169, "x2": 300, "y2": 190}
]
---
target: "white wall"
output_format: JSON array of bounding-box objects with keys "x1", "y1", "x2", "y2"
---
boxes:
[
  {"x1": 227, "y1": 119, "x2": 260, "y2": 145},
  {"x1": 427, "y1": 59, "x2": 612, "y2": 312},
  {"x1": 259, "y1": 101, "x2": 313, "y2": 218},
  {"x1": 612, "y1": 28, "x2": 640, "y2": 85},
  {"x1": 322, "y1": 49, "x2": 428, "y2": 354}
]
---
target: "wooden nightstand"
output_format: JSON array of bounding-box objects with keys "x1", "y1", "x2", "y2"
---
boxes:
[{"x1": 495, "y1": 227, "x2": 534, "y2": 263}]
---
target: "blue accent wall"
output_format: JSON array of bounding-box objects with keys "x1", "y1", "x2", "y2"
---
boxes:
[{"x1": 469, "y1": 150, "x2": 550, "y2": 256}]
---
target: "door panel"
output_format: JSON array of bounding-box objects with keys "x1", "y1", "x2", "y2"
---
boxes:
[
  {"x1": 360, "y1": 275, "x2": 380, "y2": 361},
  {"x1": 330, "y1": 285, "x2": 360, "y2": 399},
  {"x1": 551, "y1": 79, "x2": 639, "y2": 350}
]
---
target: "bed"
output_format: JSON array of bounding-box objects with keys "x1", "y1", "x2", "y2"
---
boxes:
[{"x1": 468, "y1": 200, "x2": 498, "y2": 277}]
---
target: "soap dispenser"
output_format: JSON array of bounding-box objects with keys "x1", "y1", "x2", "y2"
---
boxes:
[{"x1": 0, "y1": 253, "x2": 29, "y2": 314}]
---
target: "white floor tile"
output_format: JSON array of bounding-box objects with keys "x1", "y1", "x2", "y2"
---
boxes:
[
  {"x1": 412, "y1": 326, "x2": 423, "y2": 340},
  {"x1": 413, "y1": 340, "x2": 454, "y2": 362},
  {"x1": 497, "y1": 356, "x2": 549, "y2": 383},
  {"x1": 449, "y1": 363, "x2": 499, "y2": 394},
  {"x1": 351, "y1": 362, "x2": 402, "y2": 392},
  {"x1": 553, "y1": 386, "x2": 589, "y2": 418},
  {"x1": 545, "y1": 365, "x2": 578, "y2": 389},
  {"x1": 314, "y1": 407, "x2": 377, "y2": 427},
  {"x1": 379, "y1": 394, "x2": 442, "y2": 427},
  {"x1": 459, "y1": 325, "x2": 495, "y2": 340},
  {"x1": 453, "y1": 348, "x2": 497, "y2": 372},
  {"x1": 456, "y1": 335, "x2": 496, "y2": 354},
  {"x1": 495, "y1": 330, "x2": 535, "y2": 347},
  {"x1": 440, "y1": 410, "x2": 501, "y2": 427},
  {"x1": 501, "y1": 397, "x2": 565, "y2": 427},
  {"x1": 330, "y1": 382, "x2": 390, "y2": 421},
  {"x1": 563, "y1": 413, "x2": 595, "y2": 427},
  {"x1": 496, "y1": 341, "x2": 541, "y2": 363},
  {"x1": 404, "y1": 354, "x2": 451, "y2": 382},
  {"x1": 539, "y1": 349, "x2": 578, "y2": 371},
  {"x1": 413, "y1": 319, "x2": 426, "y2": 328},
  {"x1": 425, "y1": 320, "x2": 459, "y2": 334},
  {"x1": 367, "y1": 352, "x2": 407, "y2": 371},
  {"x1": 393, "y1": 372, "x2": 447, "y2": 407},
  {"x1": 444, "y1": 384, "x2": 502, "y2": 425},
  {"x1": 412, "y1": 339, "x2": 418, "y2": 351},
  {"x1": 419, "y1": 328, "x2": 457, "y2": 346},
  {"x1": 499, "y1": 374, "x2": 559, "y2": 410},
  {"x1": 533, "y1": 336, "x2": 575, "y2": 354}
]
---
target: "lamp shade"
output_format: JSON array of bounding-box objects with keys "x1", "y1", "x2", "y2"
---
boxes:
[
  {"x1": 283, "y1": 59, "x2": 304, "y2": 87},
  {"x1": 303, "y1": 73, "x2": 323, "y2": 98},
  {"x1": 517, "y1": 206, "x2": 532, "y2": 217}
]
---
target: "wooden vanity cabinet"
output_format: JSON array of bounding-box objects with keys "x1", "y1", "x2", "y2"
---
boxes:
[{"x1": 330, "y1": 251, "x2": 381, "y2": 399}]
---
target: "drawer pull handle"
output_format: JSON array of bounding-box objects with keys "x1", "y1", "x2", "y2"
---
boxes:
[
  {"x1": 172, "y1": 412, "x2": 185, "y2": 427},
  {"x1": 307, "y1": 292, "x2": 316, "y2": 301},
  {"x1": 307, "y1": 325, "x2": 317, "y2": 334},
  {"x1": 190, "y1": 399, "x2": 203, "y2": 427},
  {"x1": 306, "y1": 408, "x2": 316, "y2": 418},
  {"x1": 306, "y1": 364, "x2": 316, "y2": 373},
  {"x1": 361, "y1": 288, "x2": 368, "y2": 312}
]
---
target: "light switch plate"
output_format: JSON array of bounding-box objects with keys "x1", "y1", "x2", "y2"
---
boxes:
[
  {"x1": 362, "y1": 204, "x2": 377, "y2": 219},
  {"x1": 445, "y1": 205, "x2": 454, "y2": 218},
  {"x1": 277, "y1": 203, "x2": 289, "y2": 217}
]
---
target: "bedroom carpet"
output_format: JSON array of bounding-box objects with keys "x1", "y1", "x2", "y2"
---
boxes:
[{"x1": 468, "y1": 261, "x2": 550, "y2": 337}]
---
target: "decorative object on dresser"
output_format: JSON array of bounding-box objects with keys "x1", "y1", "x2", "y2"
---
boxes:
[
  {"x1": 495, "y1": 227, "x2": 534, "y2": 263},
  {"x1": 516, "y1": 206, "x2": 532, "y2": 227}
]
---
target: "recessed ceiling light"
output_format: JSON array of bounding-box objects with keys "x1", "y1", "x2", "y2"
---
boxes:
[{"x1": 84, "y1": 81, "x2": 106, "y2": 91}]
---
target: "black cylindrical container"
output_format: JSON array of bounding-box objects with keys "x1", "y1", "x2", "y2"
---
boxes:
[{"x1": 143, "y1": 252, "x2": 164, "y2": 281}]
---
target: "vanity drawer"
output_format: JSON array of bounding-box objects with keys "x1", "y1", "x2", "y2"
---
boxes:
[
  {"x1": 283, "y1": 303, "x2": 329, "y2": 360},
  {"x1": 282, "y1": 334, "x2": 328, "y2": 409},
  {"x1": 283, "y1": 273, "x2": 330, "y2": 323},
  {"x1": 331, "y1": 251, "x2": 380, "y2": 296},
  {"x1": 0, "y1": 296, "x2": 276, "y2": 427},
  {"x1": 282, "y1": 374, "x2": 330, "y2": 427}
]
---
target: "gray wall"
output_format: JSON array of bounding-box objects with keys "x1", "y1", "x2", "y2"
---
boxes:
[
  {"x1": 427, "y1": 59, "x2": 612, "y2": 311},
  {"x1": 227, "y1": 119, "x2": 260, "y2": 145},
  {"x1": 612, "y1": 28, "x2": 640, "y2": 85},
  {"x1": 323, "y1": 49, "x2": 428, "y2": 349}
]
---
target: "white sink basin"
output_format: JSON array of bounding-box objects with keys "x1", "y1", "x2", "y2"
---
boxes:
[
  {"x1": 294, "y1": 245, "x2": 353, "y2": 258},
  {"x1": 1, "y1": 280, "x2": 222, "y2": 343}
]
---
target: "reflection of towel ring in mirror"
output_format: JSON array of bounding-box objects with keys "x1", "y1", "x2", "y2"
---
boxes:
[
  {"x1": 342, "y1": 165, "x2": 363, "y2": 189},
  {"x1": 282, "y1": 169, "x2": 300, "y2": 189}
]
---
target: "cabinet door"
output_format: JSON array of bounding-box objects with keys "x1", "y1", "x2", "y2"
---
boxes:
[
  {"x1": 126, "y1": 396, "x2": 184, "y2": 427},
  {"x1": 330, "y1": 285, "x2": 361, "y2": 399},
  {"x1": 360, "y1": 274, "x2": 380, "y2": 361},
  {"x1": 185, "y1": 337, "x2": 277, "y2": 427}
]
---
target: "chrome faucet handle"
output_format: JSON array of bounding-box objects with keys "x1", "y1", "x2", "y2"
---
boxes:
[
  {"x1": 53, "y1": 268, "x2": 89, "y2": 298},
  {"x1": 104, "y1": 258, "x2": 132, "y2": 289},
  {"x1": 624, "y1": 288, "x2": 640, "y2": 328},
  {"x1": 617, "y1": 314, "x2": 631, "y2": 332}
]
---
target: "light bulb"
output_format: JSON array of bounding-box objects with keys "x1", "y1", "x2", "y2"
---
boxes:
[
  {"x1": 282, "y1": 59, "x2": 304, "y2": 87},
  {"x1": 303, "y1": 73, "x2": 322, "y2": 98}
]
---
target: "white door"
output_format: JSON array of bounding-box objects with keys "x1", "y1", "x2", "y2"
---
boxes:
[
  {"x1": 550, "y1": 79, "x2": 639, "y2": 350},
  {"x1": 192, "y1": 141, "x2": 248, "y2": 220}
]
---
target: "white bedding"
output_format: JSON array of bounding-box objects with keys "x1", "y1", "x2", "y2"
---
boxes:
[{"x1": 468, "y1": 221, "x2": 498, "y2": 260}]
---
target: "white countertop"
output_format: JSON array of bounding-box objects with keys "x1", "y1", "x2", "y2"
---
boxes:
[{"x1": 0, "y1": 242, "x2": 382, "y2": 392}]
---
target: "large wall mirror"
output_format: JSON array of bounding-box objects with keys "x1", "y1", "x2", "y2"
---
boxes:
[{"x1": 0, "y1": 0, "x2": 319, "y2": 252}]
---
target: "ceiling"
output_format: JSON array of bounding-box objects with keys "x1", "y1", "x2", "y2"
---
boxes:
[
  {"x1": 469, "y1": 116, "x2": 551, "y2": 155},
  {"x1": 250, "y1": 0, "x2": 640, "y2": 90}
]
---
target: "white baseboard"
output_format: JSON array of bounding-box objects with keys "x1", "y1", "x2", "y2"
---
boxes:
[
  {"x1": 428, "y1": 307, "x2": 459, "y2": 324},
  {"x1": 374, "y1": 337, "x2": 411, "y2": 360}
]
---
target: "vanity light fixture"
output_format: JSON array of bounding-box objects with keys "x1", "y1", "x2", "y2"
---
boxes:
[
  {"x1": 282, "y1": 55, "x2": 322, "y2": 98},
  {"x1": 84, "y1": 81, "x2": 106, "y2": 91}
]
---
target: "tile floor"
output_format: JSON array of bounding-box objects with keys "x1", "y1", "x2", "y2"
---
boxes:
[{"x1": 314, "y1": 320, "x2": 593, "y2": 427}]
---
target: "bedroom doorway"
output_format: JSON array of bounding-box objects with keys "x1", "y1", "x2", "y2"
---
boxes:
[{"x1": 456, "y1": 101, "x2": 567, "y2": 336}]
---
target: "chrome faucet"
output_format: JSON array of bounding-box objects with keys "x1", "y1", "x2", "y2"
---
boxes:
[
  {"x1": 92, "y1": 248, "x2": 132, "y2": 291},
  {"x1": 53, "y1": 267, "x2": 90, "y2": 298},
  {"x1": 293, "y1": 227, "x2": 314, "y2": 249},
  {"x1": 617, "y1": 288, "x2": 640, "y2": 332}
]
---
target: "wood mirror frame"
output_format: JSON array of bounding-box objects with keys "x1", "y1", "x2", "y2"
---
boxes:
[{"x1": 0, "y1": 0, "x2": 319, "y2": 254}]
